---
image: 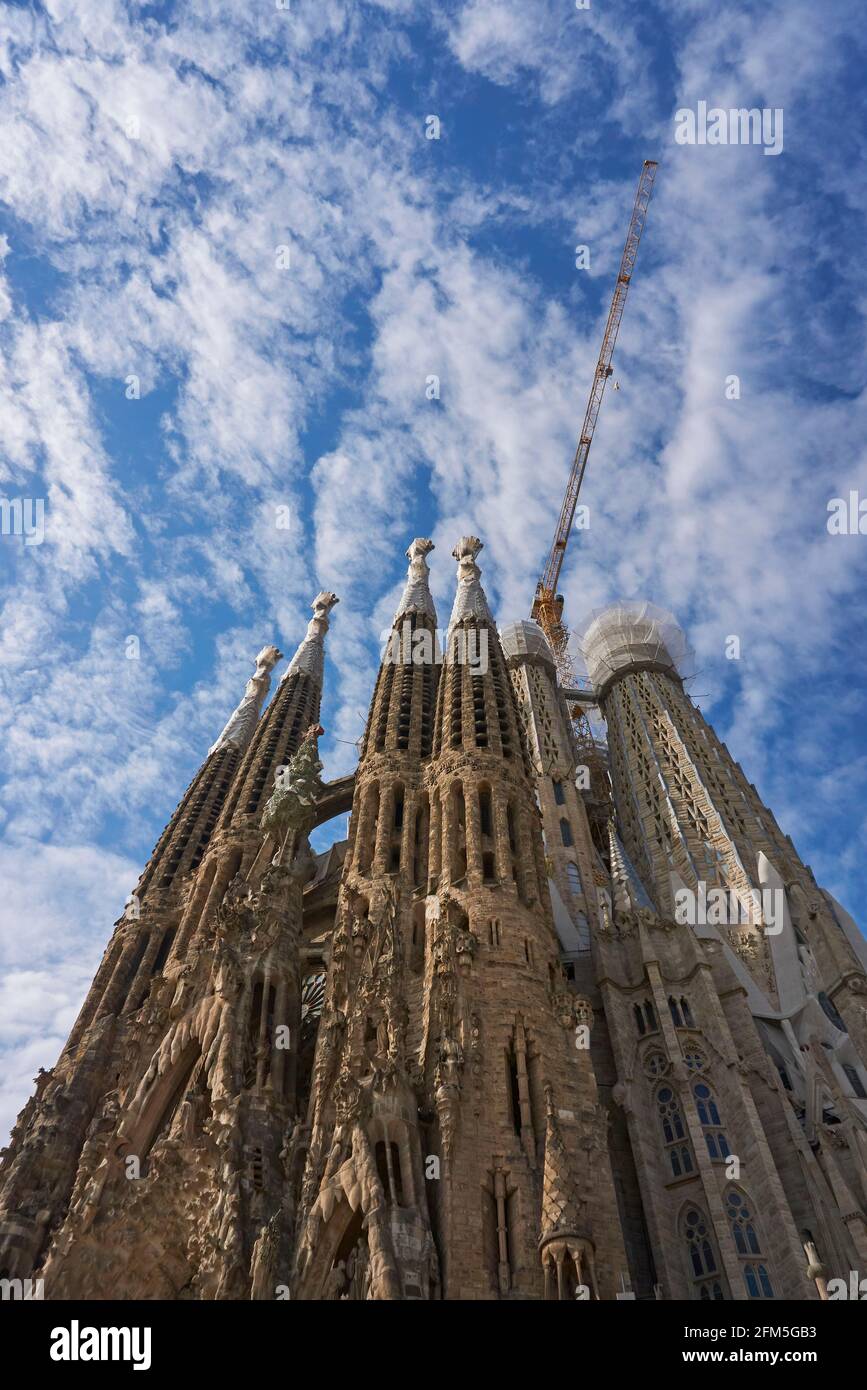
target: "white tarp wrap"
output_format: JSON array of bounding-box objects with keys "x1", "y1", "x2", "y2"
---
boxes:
[{"x1": 576, "y1": 600, "x2": 692, "y2": 693}]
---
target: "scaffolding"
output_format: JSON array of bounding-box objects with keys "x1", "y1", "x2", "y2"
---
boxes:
[
  {"x1": 571, "y1": 707, "x2": 612, "y2": 857},
  {"x1": 575, "y1": 600, "x2": 693, "y2": 700}
]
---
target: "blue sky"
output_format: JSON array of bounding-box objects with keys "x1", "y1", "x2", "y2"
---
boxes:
[{"x1": 1, "y1": 0, "x2": 866, "y2": 1138}]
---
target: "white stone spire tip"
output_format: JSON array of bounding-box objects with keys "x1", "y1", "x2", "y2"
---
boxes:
[
  {"x1": 281, "y1": 590, "x2": 339, "y2": 682},
  {"x1": 311, "y1": 590, "x2": 339, "y2": 622},
  {"x1": 406, "y1": 537, "x2": 435, "y2": 564},
  {"x1": 448, "y1": 534, "x2": 494, "y2": 634},
  {"x1": 209, "y1": 644, "x2": 284, "y2": 755},
  {"x1": 394, "y1": 537, "x2": 437, "y2": 624},
  {"x1": 452, "y1": 535, "x2": 483, "y2": 564}
]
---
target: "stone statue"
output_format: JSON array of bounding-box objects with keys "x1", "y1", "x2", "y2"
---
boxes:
[
  {"x1": 345, "y1": 1242, "x2": 372, "y2": 1300},
  {"x1": 437, "y1": 1033, "x2": 464, "y2": 1087},
  {"x1": 261, "y1": 725, "x2": 325, "y2": 843},
  {"x1": 324, "y1": 1258, "x2": 347, "y2": 1300}
]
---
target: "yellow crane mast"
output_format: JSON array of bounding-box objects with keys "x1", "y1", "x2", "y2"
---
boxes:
[{"x1": 531, "y1": 159, "x2": 658, "y2": 686}]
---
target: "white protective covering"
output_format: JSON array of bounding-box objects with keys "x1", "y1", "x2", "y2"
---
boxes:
[
  {"x1": 576, "y1": 600, "x2": 693, "y2": 695},
  {"x1": 499, "y1": 619, "x2": 556, "y2": 666}
]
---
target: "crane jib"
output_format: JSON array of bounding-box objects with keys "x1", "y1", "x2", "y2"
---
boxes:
[{"x1": 532, "y1": 160, "x2": 658, "y2": 663}]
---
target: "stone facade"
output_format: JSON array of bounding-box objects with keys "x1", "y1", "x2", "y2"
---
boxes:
[{"x1": 0, "y1": 548, "x2": 864, "y2": 1301}]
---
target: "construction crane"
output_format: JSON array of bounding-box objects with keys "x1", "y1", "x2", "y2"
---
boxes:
[{"x1": 531, "y1": 159, "x2": 658, "y2": 687}]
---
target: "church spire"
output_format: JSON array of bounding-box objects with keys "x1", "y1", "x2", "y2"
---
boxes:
[
  {"x1": 359, "y1": 539, "x2": 439, "y2": 762},
  {"x1": 608, "y1": 818, "x2": 656, "y2": 916},
  {"x1": 209, "y1": 644, "x2": 284, "y2": 755},
  {"x1": 539, "y1": 1084, "x2": 598, "y2": 1299},
  {"x1": 432, "y1": 534, "x2": 529, "y2": 774},
  {"x1": 446, "y1": 535, "x2": 495, "y2": 637},
  {"x1": 135, "y1": 643, "x2": 285, "y2": 900},
  {"x1": 219, "y1": 589, "x2": 338, "y2": 828},
  {"x1": 280, "y1": 590, "x2": 339, "y2": 685},
  {"x1": 394, "y1": 537, "x2": 437, "y2": 625}
]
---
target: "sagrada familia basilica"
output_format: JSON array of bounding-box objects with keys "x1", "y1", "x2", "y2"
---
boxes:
[{"x1": 1, "y1": 535, "x2": 866, "y2": 1300}]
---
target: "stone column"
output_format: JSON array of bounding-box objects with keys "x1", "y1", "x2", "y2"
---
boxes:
[
  {"x1": 493, "y1": 788, "x2": 514, "y2": 893},
  {"x1": 97, "y1": 929, "x2": 145, "y2": 1019},
  {"x1": 441, "y1": 782, "x2": 455, "y2": 886},
  {"x1": 353, "y1": 784, "x2": 377, "y2": 874},
  {"x1": 123, "y1": 927, "x2": 166, "y2": 1014},
  {"x1": 429, "y1": 790, "x2": 442, "y2": 887},
  {"x1": 493, "y1": 1163, "x2": 511, "y2": 1295},
  {"x1": 373, "y1": 785, "x2": 396, "y2": 876},
  {"x1": 401, "y1": 788, "x2": 418, "y2": 886},
  {"x1": 465, "y1": 782, "x2": 484, "y2": 885}
]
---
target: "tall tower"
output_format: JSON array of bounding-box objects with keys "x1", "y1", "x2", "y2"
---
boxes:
[
  {"x1": 0, "y1": 642, "x2": 284, "y2": 1282},
  {"x1": 422, "y1": 539, "x2": 625, "y2": 1298},
  {"x1": 580, "y1": 603, "x2": 867, "y2": 1047},
  {"x1": 501, "y1": 618, "x2": 601, "y2": 968},
  {"x1": 501, "y1": 617, "x2": 653, "y2": 1296},
  {"x1": 296, "y1": 537, "x2": 628, "y2": 1299},
  {"x1": 577, "y1": 601, "x2": 867, "y2": 1295},
  {"x1": 295, "y1": 539, "x2": 442, "y2": 1300},
  {"x1": 5, "y1": 544, "x2": 863, "y2": 1303},
  {"x1": 0, "y1": 596, "x2": 338, "y2": 1297}
]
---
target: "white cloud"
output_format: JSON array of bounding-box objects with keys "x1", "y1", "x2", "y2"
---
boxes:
[{"x1": 0, "y1": 840, "x2": 136, "y2": 1139}]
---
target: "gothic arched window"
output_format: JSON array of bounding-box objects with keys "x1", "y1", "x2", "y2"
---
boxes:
[
  {"x1": 566, "y1": 861, "x2": 582, "y2": 898},
  {"x1": 694, "y1": 1082, "x2": 730, "y2": 1160},
  {"x1": 744, "y1": 1264, "x2": 774, "y2": 1299},
  {"x1": 560, "y1": 818, "x2": 573, "y2": 847},
  {"x1": 658, "y1": 1087, "x2": 685, "y2": 1144},
  {"x1": 670, "y1": 1146, "x2": 694, "y2": 1178},
  {"x1": 725, "y1": 1191, "x2": 774, "y2": 1298},
  {"x1": 553, "y1": 779, "x2": 566, "y2": 806},
  {"x1": 682, "y1": 1207, "x2": 725, "y2": 1300},
  {"x1": 657, "y1": 1086, "x2": 695, "y2": 1179},
  {"x1": 694, "y1": 1082, "x2": 720, "y2": 1126},
  {"x1": 726, "y1": 1190, "x2": 760, "y2": 1255}
]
